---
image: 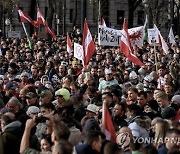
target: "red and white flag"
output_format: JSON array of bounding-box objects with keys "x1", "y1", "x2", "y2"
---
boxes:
[
  {"x1": 101, "y1": 18, "x2": 107, "y2": 27},
  {"x1": 102, "y1": 102, "x2": 116, "y2": 143},
  {"x1": 120, "y1": 19, "x2": 144, "y2": 66},
  {"x1": 37, "y1": 8, "x2": 56, "y2": 39},
  {"x1": 67, "y1": 33, "x2": 73, "y2": 55},
  {"x1": 82, "y1": 19, "x2": 96, "y2": 66},
  {"x1": 154, "y1": 24, "x2": 169, "y2": 54},
  {"x1": 17, "y1": 8, "x2": 37, "y2": 27}
]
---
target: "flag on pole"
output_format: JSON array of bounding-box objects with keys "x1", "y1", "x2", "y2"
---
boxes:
[
  {"x1": 67, "y1": 33, "x2": 73, "y2": 55},
  {"x1": 101, "y1": 18, "x2": 107, "y2": 27},
  {"x1": 37, "y1": 8, "x2": 56, "y2": 39},
  {"x1": 154, "y1": 24, "x2": 169, "y2": 54},
  {"x1": 168, "y1": 27, "x2": 176, "y2": 44},
  {"x1": 102, "y1": 102, "x2": 116, "y2": 143},
  {"x1": 17, "y1": 7, "x2": 32, "y2": 49},
  {"x1": 143, "y1": 15, "x2": 148, "y2": 41},
  {"x1": 120, "y1": 19, "x2": 144, "y2": 66},
  {"x1": 17, "y1": 7, "x2": 37, "y2": 27},
  {"x1": 82, "y1": 19, "x2": 96, "y2": 66}
]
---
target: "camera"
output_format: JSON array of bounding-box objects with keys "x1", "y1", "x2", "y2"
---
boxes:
[{"x1": 35, "y1": 116, "x2": 49, "y2": 123}]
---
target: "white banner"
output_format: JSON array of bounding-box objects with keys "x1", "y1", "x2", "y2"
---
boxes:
[
  {"x1": 98, "y1": 25, "x2": 144, "y2": 47},
  {"x1": 148, "y1": 28, "x2": 159, "y2": 44},
  {"x1": 74, "y1": 42, "x2": 84, "y2": 61},
  {"x1": 8, "y1": 31, "x2": 21, "y2": 39},
  {"x1": 98, "y1": 25, "x2": 122, "y2": 46}
]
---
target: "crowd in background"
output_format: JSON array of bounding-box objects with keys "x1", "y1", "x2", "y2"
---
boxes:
[{"x1": 0, "y1": 27, "x2": 180, "y2": 154}]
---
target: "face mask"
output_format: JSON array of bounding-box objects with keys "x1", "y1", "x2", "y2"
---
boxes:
[{"x1": 170, "y1": 103, "x2": 180, "y2": 112}]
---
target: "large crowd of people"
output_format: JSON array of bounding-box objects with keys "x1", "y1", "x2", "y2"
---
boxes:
[{"x1": 0, "y1": 27, "x2": 180, "y2": 154}]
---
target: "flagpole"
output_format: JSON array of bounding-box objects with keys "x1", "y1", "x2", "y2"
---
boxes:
[
  {"x1": 21, "y1": 22, "x2": 32, "y2": 49},
  {"x1": 154, "y1": 44, "x2": 158, "y2": 71},
  {"x1": 102, "y1": 100, "x2": 106, "y2": 133}
]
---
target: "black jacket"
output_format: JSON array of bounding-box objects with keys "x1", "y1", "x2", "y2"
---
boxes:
[{"x1": 0, "y1": 121, "x2": 23, "y2": 154}]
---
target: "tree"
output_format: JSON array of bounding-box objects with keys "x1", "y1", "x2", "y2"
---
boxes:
[{"x1": 128, "y1": 0, "x2": 142, "y2": 28}]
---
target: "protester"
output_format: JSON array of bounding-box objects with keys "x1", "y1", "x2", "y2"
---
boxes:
[{"x1": 0, "y1": 21, "x2": 179, "y2": 154}]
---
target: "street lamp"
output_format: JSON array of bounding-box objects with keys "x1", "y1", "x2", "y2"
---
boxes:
[
  {"x1": 142, "y1": 0, "x2": 149, "y2": 27},
  {"x1": 5, "y1": 18, "x2": 11, "y2": 37}
]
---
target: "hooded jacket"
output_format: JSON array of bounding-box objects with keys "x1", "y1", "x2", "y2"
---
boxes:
[{"x1": 0, "y1": 121, "x2": 22, "y2": 154}]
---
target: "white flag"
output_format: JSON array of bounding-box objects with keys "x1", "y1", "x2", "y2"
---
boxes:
[
  {"x1": 128, "y1": 26, "x2": 144, "y2": 47},
  {"x1": 168, "y1": 27, "x2": 176, "y2": 44},
  {"x1": 74, "y1": 42, "x2": 84, "y2": 62},
  {"x1": 154, "y1": 24, "x2": 169, "y2": 54}
]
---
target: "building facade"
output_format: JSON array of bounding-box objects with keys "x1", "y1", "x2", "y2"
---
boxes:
[{"x1": 0, "y1": 0, "x2": 174, "y2": 38}]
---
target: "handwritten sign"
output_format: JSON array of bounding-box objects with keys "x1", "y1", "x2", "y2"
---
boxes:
[{"x1": 8, "y1": 31, "x2": 21, "y2": 39}]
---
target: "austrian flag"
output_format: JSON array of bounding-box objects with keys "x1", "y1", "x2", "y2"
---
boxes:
[
  {"x1": 82, "y1": 19, "x2": 96, "y2": 66},
  {"x1": 120, "y1": 19, "x2": 144, "y2": 66},
  {"x1": 67, "y1": 33, "x2": 73, "y2": 55},
  {"x1": 17, "y1": 8, "x2": 37, "y2": 27},
  {"x1": 102, "y1": 102, "x2": 116, "y2": 143},
  {"x1": 37, "y1": 8, "x2": 56, "y2": 39}
]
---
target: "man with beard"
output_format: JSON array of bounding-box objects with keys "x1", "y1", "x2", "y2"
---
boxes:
[
  {"x1": 4, "y1": 82, "x2": 18, "y2": 103},
  {"x1": 113, "y1": 103, "x2": 127, "y2": 131}
]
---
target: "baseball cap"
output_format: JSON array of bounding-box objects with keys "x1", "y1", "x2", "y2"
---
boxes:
[
  {"x1": 39, "y1": 89, "x2": 53, "y2": 98},
  {"x1": 129, "y1": 71, "x2": 138, "y2": 80},
  {"x1": 20, "y1": 72, "x2": 29, "y2": 78},
  {"x1": 5, "y1": 82, "x2": 17, "y2": 90},
  {"x1": 26, "y1": 92, "x2": 37, "y2": 99},
  {"x1": 105, "y1": 68, "x2": 112, "y2": 75},
  {"x1": 55, "y1": 88, "x2": 70, "y2": 101},
  {"x1": 86, "y1": 104, "x2": 97, "y2": 114},
  {"x1": 84, "y1": 118, "x2": 101, "y2": 132}
]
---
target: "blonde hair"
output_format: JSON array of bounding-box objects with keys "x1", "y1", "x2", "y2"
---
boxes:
[
  {"x1": 155, "y1": 91, "x2": 168, "y2": 100},
  {"x1": 154, "y1": 120, "x2": 169, "y2": 148}
]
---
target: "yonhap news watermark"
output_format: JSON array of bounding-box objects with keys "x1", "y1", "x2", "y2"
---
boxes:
[{"x1": 116, "y1": 132, "x2": 180, "y2": 146}]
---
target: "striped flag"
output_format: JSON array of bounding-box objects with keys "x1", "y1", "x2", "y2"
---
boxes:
[
  {"x1": 120, "y1": 19, "x2": 144, "y2": 66},
  {"x1": 102, "y1": 101, "x2": 116, "y2": 143},
  {"x1": 17, "y1": 7, "x2": 37, "y2": 27},
  {"x1": 67, "y1": 33, "x2": 73, "y2": 55},
  {"x1": 17, "y1": 7, "x2": 33, "y2": 49},
  {"x1": 37, "y1": 8, "x2": 56, "y2": 39},
  {"x1": 82, "y1": 19, "x2": 96, "y2": 66}
]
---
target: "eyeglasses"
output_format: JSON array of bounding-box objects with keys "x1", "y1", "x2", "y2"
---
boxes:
[{"x1": 56, "y1": 95, "x2": 63, "y2": 98}]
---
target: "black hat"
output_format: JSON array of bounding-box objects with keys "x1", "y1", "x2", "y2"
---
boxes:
[
  {"x1": 111, "y1": 88, "x2": 122, "y2": 98},
  {"x1": 145, "y1": 100, "x2": 159, "y2": 112},
  {"x1": 84, "y1": 118, "x2": 101, "y2": 133}
]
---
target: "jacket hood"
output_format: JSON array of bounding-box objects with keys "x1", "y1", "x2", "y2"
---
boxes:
[
  {"x1": 4, "y1": 121, "x2": 22, "y2": 132},
  {"x1": 135, "y1": 117, "x2": 151, "y2": 129}
]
